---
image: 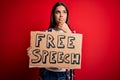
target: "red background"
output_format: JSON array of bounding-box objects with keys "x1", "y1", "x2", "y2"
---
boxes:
[{"x1": 1, "y1": 0, "x2": 120, "y2": 80}]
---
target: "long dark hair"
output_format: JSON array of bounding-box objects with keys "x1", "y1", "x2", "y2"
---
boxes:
[{"x1": 48, "y1": 2, "x2": 69, "y2": 29}]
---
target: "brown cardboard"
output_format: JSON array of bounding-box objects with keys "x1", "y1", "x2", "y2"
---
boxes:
[{"x1": 28, "y1": 31, "x2": 82, "y2": 69}]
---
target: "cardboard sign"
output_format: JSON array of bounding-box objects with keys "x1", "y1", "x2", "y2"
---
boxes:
[{"x1": 28, "y1": 31, "x2": 82, "y2": 69}]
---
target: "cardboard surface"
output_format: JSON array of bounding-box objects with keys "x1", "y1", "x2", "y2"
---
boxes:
[{"x1": 28, "y1": 31, "x2": 82, "y2": 69}]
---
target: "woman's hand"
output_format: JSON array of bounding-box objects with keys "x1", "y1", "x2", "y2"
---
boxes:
[
  {"x1": 27, "y1": 46, "x2": 32, "y2": 56},
  {"x1": 57, "y1": 18, "x2": 71, "y2": 33}
]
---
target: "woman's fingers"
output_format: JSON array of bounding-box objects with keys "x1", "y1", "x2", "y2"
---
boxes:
[
  {"x1": 27, "y1": 47, "x2": 31, "y2": 51},
  {"x1": 27, "y1": 46, "x2": 32, "y2": 56}
]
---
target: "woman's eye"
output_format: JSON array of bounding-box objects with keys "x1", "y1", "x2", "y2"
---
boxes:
[
  {"x1": 55, "y1": 11, "x2": 60, "y2": 14},
  {"x1": 63, "y1": 10, "x2": 67, "y2": 13}
]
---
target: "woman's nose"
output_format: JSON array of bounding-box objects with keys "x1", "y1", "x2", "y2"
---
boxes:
[{"x1": 60, "y1": 13, "x2": 63, "y2": 17}]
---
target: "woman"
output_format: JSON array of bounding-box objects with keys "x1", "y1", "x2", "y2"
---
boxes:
[
  {"x1": 28, "y1": 2, "x2": 74, "y2": 80},
  {"x1": 40, "y1": 2, "x2": 74, "y2": 80}
]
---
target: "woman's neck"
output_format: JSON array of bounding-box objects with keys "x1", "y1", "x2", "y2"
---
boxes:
[{"x1": 53, "y1": 26, "x2": 60, "y2": 30}]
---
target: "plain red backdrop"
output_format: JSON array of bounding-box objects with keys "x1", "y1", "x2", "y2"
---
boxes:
[{"x1": 1, "y1": 0, "x2": 120, "y2": 80}]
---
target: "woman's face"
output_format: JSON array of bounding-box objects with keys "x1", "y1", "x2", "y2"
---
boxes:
[{"x1": 54, "y1": 5, "x2": 67, "y2": 25}]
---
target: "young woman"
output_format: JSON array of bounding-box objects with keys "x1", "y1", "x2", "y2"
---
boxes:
[
  {"x1": 39, "y1": 2, "x2": 74, "y2": 80},
  {"x1": 27, "y1": 2, "x2": 74, "y2": 80}
]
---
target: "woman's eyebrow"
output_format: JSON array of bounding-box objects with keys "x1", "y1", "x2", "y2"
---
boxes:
[
  {"x1": 55, "y1": 10, "x2": 60, "y2": 12},
  {"x1": 63, "y1": 10, "x2": 66, "y2": 11},
  {"x1": 55, "y1": 9, "x2": 66, "y2": 13}
]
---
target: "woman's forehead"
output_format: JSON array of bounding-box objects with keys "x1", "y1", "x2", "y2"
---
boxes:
[{"x1": 55, "y1": 5, "x2": 66, "y2": 11}]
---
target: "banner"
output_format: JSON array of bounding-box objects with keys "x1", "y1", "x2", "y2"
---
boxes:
[{"x1": 28, "y1": 31, "x2": 82, "y2": 69}]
